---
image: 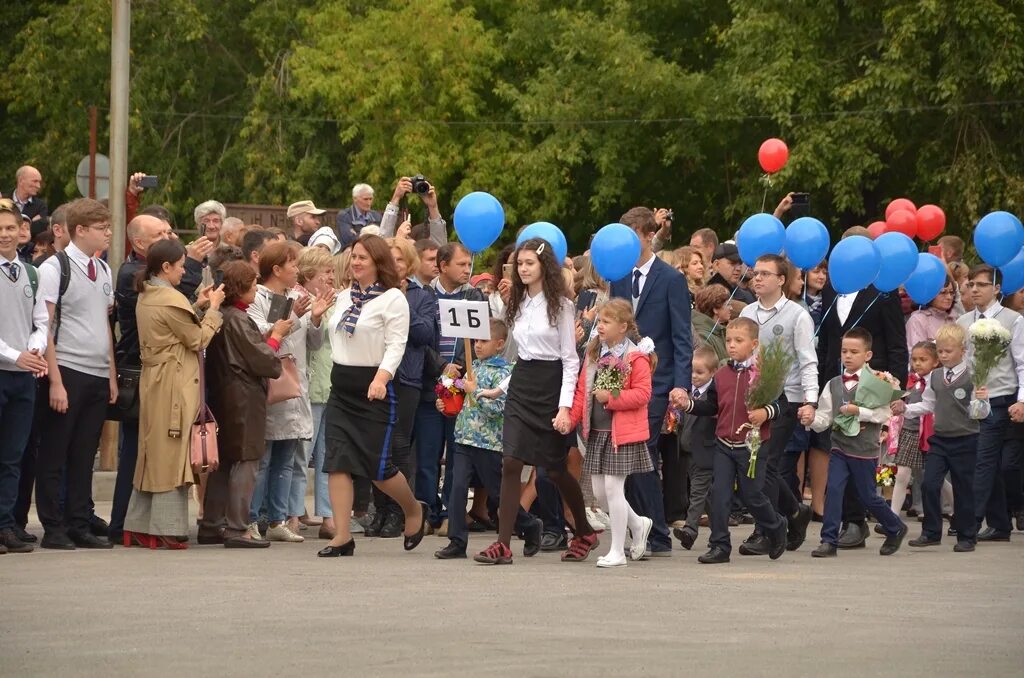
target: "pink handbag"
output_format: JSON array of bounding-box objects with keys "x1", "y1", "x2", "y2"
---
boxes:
[
  {"x1": 190, "y1": 350, "x2": 219, "y2": 474},
  {"x1": 267, "y1": 354, "x2": 301, "y2": 405}
]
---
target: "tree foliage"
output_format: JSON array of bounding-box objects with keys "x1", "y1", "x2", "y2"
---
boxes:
[{"x1": 1, "y1": 0, "x2": 1021, "y2": 249}]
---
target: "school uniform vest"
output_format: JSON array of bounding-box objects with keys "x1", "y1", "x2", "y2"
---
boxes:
[
  {"x1": 828, "y1": 377, "x2": 881, "y2": 460},
  {"x1": 957, "y1": 305, "x2": 1020, "y2": 399},
  {"x1": 901, "y1": 378, "x2": 925, "y2": 433},
  {"x1": 0, "y1": 262, "x2": 36, "y2": 372},
  {"x1": 713, "y1": 365, "x2": 771, "y2": 447},
  {"x1": 930, "y1": 369, "x2": 979, "y2": 437},
  {"x1": 45, "y1": 255, "x2": 112, "y2": 378}
]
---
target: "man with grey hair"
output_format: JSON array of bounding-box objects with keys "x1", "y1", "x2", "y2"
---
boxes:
[
  {"x1": 336, "y1": 183, "x2": 382, "y2": 249},
  {"x1": 194, "y1": 199, "x2": 227, "y2": 247},
  {"x1": 221, "y1": 217, "x2": 245, "y2": 247},
  {"x1": 10, "y1": 165, "x2": 48, "y2": 223}
]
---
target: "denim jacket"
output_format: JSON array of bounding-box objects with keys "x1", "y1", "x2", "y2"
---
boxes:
[{"x1": 454, "y1": 356, "x2": 512, "y2": 453}]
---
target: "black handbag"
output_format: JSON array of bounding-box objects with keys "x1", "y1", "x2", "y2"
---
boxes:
[{"x1": 107, "y1": 365, "x2": 142, "y2": 421}]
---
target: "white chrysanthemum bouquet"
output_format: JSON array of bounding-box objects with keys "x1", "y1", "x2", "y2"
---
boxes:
[{"x1": 968, "y1": 318, "x2": 1010, "y2": 417}]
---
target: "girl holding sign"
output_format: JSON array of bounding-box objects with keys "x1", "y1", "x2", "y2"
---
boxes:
[{"x1": 475, "y1": 238, "x2": 598, "y2": 564}]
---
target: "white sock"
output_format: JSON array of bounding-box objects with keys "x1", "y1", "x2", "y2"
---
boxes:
[
  {"x1": 890, "y1": 465, "x2": 912, "y2": 514},
  {"x1": 941, "y1": 478, "x2": 954, "y2": 514}
]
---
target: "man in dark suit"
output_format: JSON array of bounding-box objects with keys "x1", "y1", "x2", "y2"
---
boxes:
[
  {"x1": 10, "y1": 165, "x2": 48, "y2": 224},
  {"x1": 610, "y1": 207, "x2": 693, "y2": 556},
  {"x1": 817, "y1": 282, "x2": 908, "y2": 547}
]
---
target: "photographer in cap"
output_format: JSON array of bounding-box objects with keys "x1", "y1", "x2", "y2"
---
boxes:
[
  {"x1": 287, "y1": 200, "x2": 326, "y2": 246},
  {"x1": 380, "y1": 175, "x2": 448, "y2": 248},
  {"x1": 707, "y1": 243, "x2": 754, "y2": 304}
]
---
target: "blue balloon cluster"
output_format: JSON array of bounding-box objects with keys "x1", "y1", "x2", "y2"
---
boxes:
[
  {"x1": 999, "y1": 247, "x2": 1024, "y2": 295},
  {"x1": 828, "y1": 236, "x2": 880, "y2": 294},
  {"x1": 975, "y1": 211, "x2": 1024, "y2": 267},
  {"x1": 453, "y1": 192, "x2": 504, "y2": 252},
  {"x1": 904, "y1": 253, "x2": 947, "y2": 305},
  {"x1": 590, "y1": 223, "x2": 641, "y2": 282},
  {"x1": 873, "y1": 232, "x2": 918, "y2": 293},
  {"x1": 784, "y1": 217, "x2": 829, "y2": 270},
  {"x1": 737, "y1": 213, "x2": 785, "y2": 266},
  {"x1": 517, "y1": 222, "x2": 568, "y2": 264}
]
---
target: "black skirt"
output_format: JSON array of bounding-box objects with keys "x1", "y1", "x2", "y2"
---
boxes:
[
  {"x1": 323, "y1": 364, "x2": 399, "y2": 481},
  {"x1": 503, "y1": 359, "x2": 568, "y2": 469}
]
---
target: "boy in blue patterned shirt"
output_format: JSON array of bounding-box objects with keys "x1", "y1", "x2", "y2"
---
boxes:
[{"x1": 434, "y1": 318, "x2": 543, "y2": 559}]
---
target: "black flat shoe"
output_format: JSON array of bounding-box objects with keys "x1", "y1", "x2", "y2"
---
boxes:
[
  {"x1": 521, "y1": 517, "x2": 543, "y2": 557},
  {"x1": 811, "y1": 543, "x2": 837, "y2": 558},
  {"x1": 673, "y1": 526, "x2": 696, "y2": 550},
  {"x1": 40, "y1": 531, "x2": 76, "y2": 550},
  {"x1": 540, "y1": 531, "x2": 567, "y2": 551},
  {"x1": 769, "y1": 517, "x2": 788, "y2": 560},
  {"x1": 786, "y1": 504, "x2": 812, "y2": 551},
  {"x1": 14, "y1": 526, "x2": 37, "y2": 543},
  {"x1": 69, "y1": 531, "x2": 113, "y2": 549},
  {"x1": 837, "y1": 522, "x2": 868, "y2": 549},
  {"x1": 317, "y1": 539, "x2": 355, "y2": 557},
  {"x1": 224, "y1": 536, "x2": 270, "y2": 549},
  {"x1": 953, "y1": 541, "x2": 975, "y2": 552},
  {"x1": 977, "y1": 527, "x2": 1011, "y2": 542},
  {"x1": 697, "y1": 546, "x2": 730, "y2": 564},
  {"x1": 404, "y1": 501, "x2": 429, "y2": 551},
  {"x1": 433, "y1": 542, "x2": 467, "y2": 559},
  {"x1": 908, "y1": 535, "x2": 941, "y2": 547},
  {"x1": 738, "y1": 534, "x2": 768, "y2": 556},
  {"x1": 880, "y1": 524, "x2": 908, "y2": 556},
  {"x1": 88, "y1": 516, "x2": 110, "y2": 537}
]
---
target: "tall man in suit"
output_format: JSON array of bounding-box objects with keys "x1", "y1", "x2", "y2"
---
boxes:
[
  {"x1": 610, "y1": 207, "x2": 693, "y2": 556},
  {"x1": 817, "y1": 281, "x2": 908, "y2": 547}
]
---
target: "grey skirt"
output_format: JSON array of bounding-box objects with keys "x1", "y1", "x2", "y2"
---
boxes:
[{"x1": 582, "y1": 430, "x2": 654, "y2": 476}]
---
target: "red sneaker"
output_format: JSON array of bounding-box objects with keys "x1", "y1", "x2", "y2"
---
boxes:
[
  {"x1": 474, "y1": 541, "x2": 513, "y2": 565},
  {"x1": 561, "y1": 532, "x2": 600, "y2": 561}
]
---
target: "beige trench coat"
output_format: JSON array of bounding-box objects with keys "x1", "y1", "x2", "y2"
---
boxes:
[{"x1": 135, "y1": 282, "x2": 223, "y2": 493}]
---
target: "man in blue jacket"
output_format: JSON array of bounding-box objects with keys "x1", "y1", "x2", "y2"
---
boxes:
[{"x1": 610, "y1": 207, "x2": 693, "y2": 556}]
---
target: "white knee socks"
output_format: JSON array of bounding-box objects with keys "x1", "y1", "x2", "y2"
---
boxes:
[
  {"x1": 890, "y1": 465, "x2": 913, "y2": 514},
  {"x1": 592, "y1": 473, "x2": 643, "y2": 559}
]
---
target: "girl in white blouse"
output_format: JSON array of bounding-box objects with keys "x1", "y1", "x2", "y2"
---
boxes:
[{"x1": 475, "y1": 238, "x2": 599, "y2": 565}]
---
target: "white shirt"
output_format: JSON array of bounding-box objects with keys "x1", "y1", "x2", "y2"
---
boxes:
[
  {"x1": 957, "y1": 302, "x2": 1024, "y2": 400},
  {"x1": 740, "y1": 295, "x2": 819, "y2": 402},
  {"x1": 328, "y1": 287, "x2": 409, "y2": 378},
  {"x1": 0, "y1": 254, "x2": 49, "y2": 362},
  {"x1": 836, "y1": 292, "x2": 857, "y2": 326},
  {"x1": 37, "y1": 240, "x2": 114, "y2": 308},
  {"x1": 500, "y1": 293, "x2": 580, "y2": 408},
  {"x1": 631, "y1": 255, "x2": 656, "y2": 308},
  {"x1": 810, "y1": 369, "x2": 892, "y2": 432},
  {"x1": 904, "y1": 360, "x2": 990, "y2": 420}
]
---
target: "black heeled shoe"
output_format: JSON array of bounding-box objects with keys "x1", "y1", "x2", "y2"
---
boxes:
[
  {"x1": 404, "y1": 501, "x2": 429, "y2": 552},
  {"x1": 317, "y1": 539, "x2": 355, "y2": 557}
]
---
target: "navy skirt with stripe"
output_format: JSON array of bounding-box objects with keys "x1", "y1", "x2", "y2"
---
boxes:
[{"x1": 324, "y1": 364, "x2": 398, "y2": 481}]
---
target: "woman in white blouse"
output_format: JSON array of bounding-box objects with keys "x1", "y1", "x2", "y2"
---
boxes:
[
  {"x1": 318, "y1": 235, "x2": 427, "y2": 557},
  {"x1": 475, "y1": 238, "x2": 598, "y2": 565}
]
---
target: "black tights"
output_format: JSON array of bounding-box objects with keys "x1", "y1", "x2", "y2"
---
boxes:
[{"x1": 497, "y1": 456, "x2": 593, "y2": 546}]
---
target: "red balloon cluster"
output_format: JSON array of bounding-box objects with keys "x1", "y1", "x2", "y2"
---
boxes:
[
  {"x1": 758, "y1": 138, "x2": 789, "y2": 174},
  {"x1": 875, "y1": 198, "x2": 946, "y2": 241}
]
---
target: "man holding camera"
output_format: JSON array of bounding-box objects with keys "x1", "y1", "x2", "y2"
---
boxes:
[
  {"x1": 380, "y1": 176, "x2": 448, "y2": 248},
  {"x1": 336, "y1": 183, "x2": 383, "y2": 249}
]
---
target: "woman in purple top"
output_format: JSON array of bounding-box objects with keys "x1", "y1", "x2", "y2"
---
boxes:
[{"x1": 905, "y1": 276, "x2": 956, "y2": 352}]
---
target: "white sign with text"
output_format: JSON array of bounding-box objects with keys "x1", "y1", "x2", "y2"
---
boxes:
[{"x1": 438, "y1": 300, "x2": 491, "y2": 340}]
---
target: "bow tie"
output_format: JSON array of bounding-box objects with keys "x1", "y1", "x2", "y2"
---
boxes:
[
  {"x1": 842, "y1": 373, "x2": 859, "y2": 387},
  {"x1": 729, "y1": 360, "x2": 750, "y2": 371}
]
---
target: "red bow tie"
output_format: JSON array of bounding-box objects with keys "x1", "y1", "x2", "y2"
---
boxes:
[{"x1": 843, "y1": 374, "x2": 859, "y2": 386}]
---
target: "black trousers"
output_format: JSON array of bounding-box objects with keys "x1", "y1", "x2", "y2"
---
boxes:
[
  {"x1": 709, "y1": 442, "x2": 782, "y2": 554},
  {"x1": 35, "y1": 367, "x2": 109, "y2": 534},
  {"x1": 14, "y1": 377, "x2": 48, "y2": 529},
  {"x1": 661, "y1": 432, "x2": 686, "y2": 524},
  {"x1": 763, "y1": 397, "x2": 802, "y2": 517},
  {"x1": 921, "y1": 434, "x2": 978, "y2": 544}
]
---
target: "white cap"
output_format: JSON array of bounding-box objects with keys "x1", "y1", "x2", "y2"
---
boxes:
[{"x1": 308, "y1": 226, "x2": 340, "y2": 255}]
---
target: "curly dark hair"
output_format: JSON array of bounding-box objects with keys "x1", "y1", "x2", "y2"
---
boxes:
[{"x1": 506, "y1": 238, "x2": 567, "y2": 329}]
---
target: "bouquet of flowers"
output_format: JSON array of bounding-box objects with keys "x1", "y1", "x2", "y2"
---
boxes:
[
  {"x1": 876, "y1": 464, "x2": 896, "y2": 488},
  {"x1": 594, "y1": 354, "x2": 630, "y2": 397},
  {"x1": 435, "y1": 374, "x2": 468, "y2": 417},
  {"x1": 969, "y1": 318, "x2": 1011, "y2": 417},
  {"x1": 834, "y1": 369, "x2": 906, "y2": 437},
  {"x1": 740, "y1": 339, "x2": 794, "y2": 478}
]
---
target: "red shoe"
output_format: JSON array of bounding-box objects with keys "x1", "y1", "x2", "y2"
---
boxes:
[
  {"x1": 562, "y1": 532, "x2": 600, "y2": 561},
  {"x1": 473, "y1": 541, "x2": 513, "y2": 565},
  {"x1": 124, "y1": 531, "x2": 158, "y2": 549},
  {"x1": 157, "y1": 536, "x2": 188, "y2": 550}
]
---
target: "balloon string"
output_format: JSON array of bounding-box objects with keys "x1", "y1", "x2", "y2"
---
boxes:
[
  {"x1": 812, "y1": 295, "x2": 840, "y2": 339},
  {"x1": 760, "y1": 174, "x2": 772, "y2": 213},
  {"x1": 706, "y1": 265, "x2": 748, "y2": 341},
  {"x1": 847, "y1": 293, "x2": 883, "y2": 331}
]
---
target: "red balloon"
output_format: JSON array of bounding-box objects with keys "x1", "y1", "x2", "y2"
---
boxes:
[
  {"x1": 915, "y1": 204, "x2": 946, "y2": 241},
  {"x1": 886, "y1": 209, "x2": 917, "y2": 238},
  {"x1": 758, "y1": 138, "x2": 789, "y2": 174},
  {"x1": 885, "y1": 198, "x2": 917, "y2": 220},
  {"x1": 867, "y1": 221, "x2": 887, "y2": 239}
]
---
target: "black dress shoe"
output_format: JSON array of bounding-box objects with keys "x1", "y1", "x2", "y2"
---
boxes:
[
  {"x1": 873, "y1": 523, "x2": 886, "y2": 535},
  {"x1": 697, "y1": 546, "x2": 730, "y2": 564},
  {"x1": 811, "y1": 511, "x2": 824, "y2": 523},
  {"x1": 225, "y1": 536, "x2": 270, "y2": 548},
  {"x1": 905, "y1": 508, "x2": 919, "y2": 518},
  {"x1": 521, "y1": 517, "x2": 543, "y2": 557},
  {"x1": 908, "y1": 535, "x2": 941, "y2": 547},
  {"x1": 69, "y1": 531, "x2": 113, "y2": 549},
  {"x1": 673, "y1": 526, "x2": 697, "y2": 550},
  {"x1": 738, "y1": 534, "x2": 768, "y2": 556},
  {"x1": 197, "y1": 532, "x2": 226, "y2": 545},
  {"x1": 88, "y1": 516, "x2": 109, "y2": 537},
  {"x1": 837, "y1": 522, "x2": 868, "y2": 549},
  {"x1": 953, "y1": 541, "x2": 975, "y2": 552},
  {"x1": 14, "y1": 526, "x2": 37, "y2": 543},
  {"x1": 811, "y1": 543, "x2": 837, "y2": 558},
  {"x1": 540, "y1": 531, "x2": 567, "y2": 552},
  {"x1": 40, "y1": 531, "x2": 76, "y2": 550},
  {"x1": 1015, "y1": 511, "x2": 1024, "y2": 532},
  {"x1": 403, "y1": 501, "x2": 429, "y2": 551},
  {"x1": 379, "y1": 511, "x2": 403, "y2": 538},
  {"x1": 880, "y1": 523, "x2": 908, "y2": 556},
  {"x1": 364, "y1": 511, "x2": 386, "y2": 537},
  {"x1": 317, "y1": 539, "x2": 355, "y2": 557},
  {"x1": 786, "y1": 504, "x2": 812, "y2": 551},
  {"x1": 434, "y1": 542, "x2": 467, "y2": 559},
  {"x1": 0, "y1": 528, "x2": 34, "y2": 553},
  {"x1": 977, "y1": 527, "x2": 1011, "y2": 542},
  {"x1": 947, "y1": 527, "x2": 958, "y2": 537},
  {"x1": 768, "y1": 517, "x2": 788, "y2": 560}
]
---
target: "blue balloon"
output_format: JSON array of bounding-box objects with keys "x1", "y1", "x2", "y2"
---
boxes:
[
  {"x1": 904, "y1": 253, "x2": 947, "y2": 305},
  {"x1": 590, "y1": 223, "x2": 641, "y2": 283},
  {"x1": 974, "y1": 211, "x2": 1024, "y2": 268},
  {"x1": 737, "y1": 213, "x2": 785, "y2": 266},
  {"x1": 873, "y1": 232, "x2": 919, "y2": 293},
  {"x1": 784, "y1": 217, "x2": 829, "y2": 270},
  {"x1": 999, "y1": 247, "x2": 1024, "y2": 295},
  {"x1": 827, "y1": 236, "x2": 880, "y2": 294},
  {"x1": 517, "y1": 222, "x2": 568, "y2": 264},
  {"x1": 453, "y1": 192, "x2": 505, "y2": 252}
]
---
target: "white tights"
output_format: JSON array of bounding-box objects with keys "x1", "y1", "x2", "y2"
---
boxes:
[
  {"x1": 591, "y1": 474, "x2": 644, "y2": 558},
  {"x1": 890, "y1": 465, "x2": 953, "y2": 515}
]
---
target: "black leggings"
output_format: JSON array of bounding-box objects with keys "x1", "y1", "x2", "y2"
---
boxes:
[{"x1": 497, "y1": 456, "x2": 593, "y2": 546}]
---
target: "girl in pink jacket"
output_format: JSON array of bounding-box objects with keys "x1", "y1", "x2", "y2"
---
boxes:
[{"x1": 570, "y1": 299, "x2": 657, "y2": 568}]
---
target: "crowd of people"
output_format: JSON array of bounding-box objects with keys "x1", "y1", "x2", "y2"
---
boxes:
[{"x1": 1, "y1": 167, "x2": 1021, "y2": 568}]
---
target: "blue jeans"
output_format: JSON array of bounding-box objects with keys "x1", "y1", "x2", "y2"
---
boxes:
[
  {"x1": 821, "y1": 450, "x2": 905, "y2": 546},
  {"x1": 0, "y1": 371, "x2": 35, "y2": 530},
  {"x1": 414, "y1": 400, "x2": 456, "y2": 526},
  {"x1": 625, "y1": 395, "x2": 672, "y2": 552},
  {"x1": 974, "y1": 398, "x2": 1012, "y2": 533},
  {"x1": 448, "y1": 444, "x2": 536, "y2": 550},
  {"x1": 922, "y1": 434, "x2": 977, "y2": 543},
  {"x1": 250, "y1": 439, "x2": 298, "y2": 524},
  {"x1": 310, "y1": 403, "x2": 332, "y2": 518},
  {"x1": 109, "y1": 419, "x2": 139, "y2": 535}
]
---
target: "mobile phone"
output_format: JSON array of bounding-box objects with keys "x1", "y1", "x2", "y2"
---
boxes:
[
  {"x1": 791, "y1": 192, "x2": 810, "y2": 217},
  {"x1": 502, "y1": 264, "x2": 512, "y2": 281},
  {"x1": 139, "y1": 175, "x2": 158, "y2": 189},
  {"x1": 213, "y1": 269, "x2": 224, "y2": 288}
]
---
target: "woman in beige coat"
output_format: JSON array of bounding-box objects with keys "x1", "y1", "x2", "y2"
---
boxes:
[{"x1": 123, "y1": 240, "x2": 224, "y2": 549}]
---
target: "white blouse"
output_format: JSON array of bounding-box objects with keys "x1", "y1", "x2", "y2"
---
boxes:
[
  {"x1": 328, "y1": 287, "x2": 410, "y2": 378},
  {"x1": 502, "y1": 293, "x2": 580, "y2": 408}
]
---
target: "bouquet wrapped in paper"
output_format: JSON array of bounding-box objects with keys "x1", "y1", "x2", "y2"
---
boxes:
[
  {"x1": 833, "y1": 368, "x2": 905, "y2": 437},
  {"x1": 740, "y1": 339, "x2": 794, "y2": 478},
  {"x1": 968, "y1": 318, "x2": 1011, "y2": 418}
]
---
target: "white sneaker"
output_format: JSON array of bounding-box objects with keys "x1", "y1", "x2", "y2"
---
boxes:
[
  {"x1": 245, "y1": 522, "x2": 264, "y2": 541},
  {"x1": 266, "y1": 523, "x2": 304, "y2": 542},
  {"x1": 586, "y1": 508, "x2": 603, "y2": 531},
  {"x1": 596, "y1": 553, "x2": 627, "y2": 568},
  {"x1": 629, "y1": 517, "x2": 653, "y2": 561},
  {"x1": 349, "y1": 516, "x2": 365, "y2": 534}
]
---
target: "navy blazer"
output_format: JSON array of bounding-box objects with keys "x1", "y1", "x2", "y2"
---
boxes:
[
  {"x1": 610, "y1": 255, "x2": 693, "y2": 398},
  {"x1": 679, "y1": 385, "x2": 716, "y2": 470}
]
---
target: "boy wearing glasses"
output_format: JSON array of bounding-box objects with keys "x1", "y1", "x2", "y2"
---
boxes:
[
  {"x1": 35, "y1": 198, "x2": 118, "y2": 550},
  {"x1": 956, "y1": 264, "x2": 1024, "y2": 542},
  {"x1": 737, "y1": 254, "x2": 817, "y2": 553}
]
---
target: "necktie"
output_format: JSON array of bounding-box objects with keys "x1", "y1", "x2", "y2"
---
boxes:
[
  {"x1": 4, "y1": 261, "x2": 18, "y2": 283},
  {"x1": 946, "y1": 368, "x2": 955, "y2": 383},
  {"x1": 87, "y1": 258, "x2": 97, "y2": 282},
  {"x1": 843, "y1": 373, "x2": 859, "y2": 389},
  {"x1": 632, "y1": 269, "x2": 642, "y2": 298}
]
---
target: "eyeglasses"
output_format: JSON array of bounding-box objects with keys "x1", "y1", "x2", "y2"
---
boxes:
[
  {"x1": 750, "y1": 270, "x2": 782, "y2": 279},
  {"x1": 965, "y1": 281, "x2": 994, "y2": 289},
  {"x1": 88, "y1": 223, "x2": 113, "y2": 232}
]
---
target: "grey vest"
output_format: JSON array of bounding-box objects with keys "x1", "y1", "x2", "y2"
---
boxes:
[
  {"x1": 828, "y1": 377, "x2": 882, "y2": 459},
  {"x1": 0, "y1": 263, "x2": 37, "y2": 373},
  {"x1": 931, "y1": 369, "x2": 979, "y2": 437},
  {"x1": 901, "y1": 381, "x2": 924, "y2": 433},
  {"x1": 43, "y1": 254, "x2": 112, "y2": 378}
]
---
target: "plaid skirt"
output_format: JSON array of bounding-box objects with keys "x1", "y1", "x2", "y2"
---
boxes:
[
  {"x1": 582, "y1": 430, "x2": 654, "y2": 476},
  {"x1": 894, "y1": 425, "x2": 924, "y2": 470}
]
